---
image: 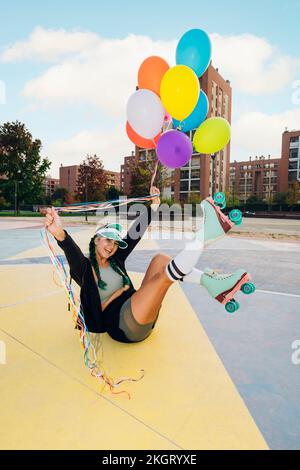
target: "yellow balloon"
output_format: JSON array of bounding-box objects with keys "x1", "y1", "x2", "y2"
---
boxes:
[
  {"x1": 160, "y1": 65, "x2": 199, "y2": 121},
  {"x1": 193, "y1": 117, "x2": 231, "y2": 154}
]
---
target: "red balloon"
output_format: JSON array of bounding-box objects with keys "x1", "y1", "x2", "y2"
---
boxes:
[{"x1": 126, "y1": 121, "x2": 161, "y2": 149}]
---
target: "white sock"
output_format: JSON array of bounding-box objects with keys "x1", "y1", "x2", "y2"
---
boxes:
[
  {"x1": 165, "y1": 229, "x2": 204, "y2": 282},
  {"x1": 179, "y1": 267, "x2": 204, "y2": 284}
]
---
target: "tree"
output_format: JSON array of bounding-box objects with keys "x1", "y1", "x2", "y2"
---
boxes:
[
  {"x1": 246, "y1": 195, "x2": 264, "y2": 205},
  {"x1": 129, "y1": 162, "x2": 153, "y2": 197},
  {"x1": 274, "y1": 192, "x2": 288, "y2": 204},
  {"x1": 51, "y1": 186, "x2": 69, "y2": 205},
  {"x1": 0, "y1": 195, "x2": 9, "y2": 210},
  {"x1": 76, "y1": 154, "x2": 107, "y2": 202},
  {"x1": 0, "y1": 121, "x2": 51, "y2": 213},
  {"x1": 105, "y1": 186, "x2": 122, "y2": 201},
  {"x1": 285, "y1": 181, "x2": 300, "y2": 210},
  {"x1": 274, "y1": 192, "x2": 288, "y2": 211},
  {"x1": 225, "y1": 189, "x2": 240, "y2": 207},
  {"x1": 129, "y1": 160, "x2": 163, "y2": 197},
  {"x1": 187, "y1": 191, "x2": 201, "y2": 204}
]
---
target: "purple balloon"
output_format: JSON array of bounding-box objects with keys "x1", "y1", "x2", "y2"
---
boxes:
[{"x1": 156, "y1": 130, "x2": 193, "y2": 169}]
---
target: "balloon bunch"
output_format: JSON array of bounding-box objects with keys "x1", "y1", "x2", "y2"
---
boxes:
[{"x1": 126, "y1": 29, "x2": 231, "y2": 169}]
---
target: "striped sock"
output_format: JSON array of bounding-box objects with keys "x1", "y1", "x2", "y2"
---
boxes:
[
  {"x1": 165, "y1": 229, "x2": 204, "y2": 282},
  {"x1": 179, "y1": 267, "x2": 204, "y2": 284}
]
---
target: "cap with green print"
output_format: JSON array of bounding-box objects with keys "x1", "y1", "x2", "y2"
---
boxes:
[{"x1": 95, "y1": 223, "x2": 128, "y2": 249}]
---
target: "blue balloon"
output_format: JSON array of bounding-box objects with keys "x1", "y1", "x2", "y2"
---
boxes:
[
  {"x1": 172, "y1": 90, "x2": 209, "y2": 132},
  {"x1": 176, "y1": 29, "x2": 212, "y2": 77}
]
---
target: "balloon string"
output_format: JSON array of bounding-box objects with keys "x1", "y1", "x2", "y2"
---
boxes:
[
  {"x1": 39, "y1": 228, "x2": 145, "y2": 399},
  {"x1": 45, "y1": 193, "x2": 160, "y2": 214},
  {"x1": 150, "y1": 159, "x2": 159, "y2": 188},
  {"x1": 166, "y1": 120, "x2": 173, "y2": 131}
]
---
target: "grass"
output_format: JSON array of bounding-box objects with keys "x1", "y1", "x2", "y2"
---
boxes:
[{"x1": 0, "y1": 211, "x2": 96, "y2": 217}]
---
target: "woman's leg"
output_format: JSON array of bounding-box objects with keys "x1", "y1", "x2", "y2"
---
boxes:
[
  {"x1": 126, "y1": 253, "x2": 172, "y2": 326},
  {"x1": 140, "y1": 253, "x2": 172, "y2": 287},
  {"x1": 131, "y1": 229, "x2": 204, "y2": 325},
  {"x1": 130, "y1": 268, "x2": 173, "y2": 325}
]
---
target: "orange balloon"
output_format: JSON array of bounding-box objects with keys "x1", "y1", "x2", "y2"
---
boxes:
[
  {"x1": 138, "y1": 56, "x2": 170, "y2": 96},
  {"x1": 126, "y1": 121, "x2": 161, "y2": 149}
]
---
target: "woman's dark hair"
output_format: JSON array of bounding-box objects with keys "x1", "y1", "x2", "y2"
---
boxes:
[{"x1": 89, "y1": 234, "x2": 131, "y2": 290}]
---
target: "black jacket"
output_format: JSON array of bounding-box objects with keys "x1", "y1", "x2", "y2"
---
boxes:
[{"x1": 56, "y1": 202, "x2": 154, "y2": 333}]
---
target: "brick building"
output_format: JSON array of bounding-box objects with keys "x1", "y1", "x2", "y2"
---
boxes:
[
  {"x1": 229, "y1": 155, "x2": 281, "y2": 203},
  {"x1": 105, "y1": 170, "x2": 121, "y2": 190},
  {"x1": 172, "y1": 63, "x2": 232, "y2": 202},
  {"x1": 59, "y1": 164, "x2": 120, "y2": 195},
  {"x1": 120, "y1": 150, "x2": 156, "y2": 195},
  {"x1": 59, "y1": 165, "x2": 80, "y2": 194},
  {"x1": 44, "y1": 175, "x2": 59, "y2": 197},
  {"x1": 279, "y1": 129, "x2": 300, "y2": 192}
]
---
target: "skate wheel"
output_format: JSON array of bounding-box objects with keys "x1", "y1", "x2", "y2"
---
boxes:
[
  {"x1": 213, "y1": 192, "x2": 226, "y2": 210},
  {"x1": 241, "y1": 282, "x2": 255, "y2": 295},
  {"x1": 225, "y1": 299, "x2": 239, "y2": 314},
  {"x1": 229, "y1": 209, "x2": 242, "y2": 225}
]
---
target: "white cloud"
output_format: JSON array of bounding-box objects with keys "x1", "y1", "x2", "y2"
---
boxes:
[
  {"x1": 1, "y1": 27, "x2": 298, "y2": 118},
  {"x1": 232, "y1": 107, "x2": 300, "y2": 160},
  {"x1": 1, "y1": 26, "x2": 100, "y2": 63},
  {"x1": 9, "y1": 29, "x2": 176, "y2": 117},
  {"x1": 2, "y1": 27, "x2": 300, "y2": 173},
  {"x1": 211, "y1": 33, "x2": 298, "y2": 94},
  {"x1": 45, "y1": 123, "x2": 133, "y2": 178}
]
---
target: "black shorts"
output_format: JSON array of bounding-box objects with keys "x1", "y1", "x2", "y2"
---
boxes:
[{"x1": 104, "y1": 288, "x2": 161, "y2": 344}]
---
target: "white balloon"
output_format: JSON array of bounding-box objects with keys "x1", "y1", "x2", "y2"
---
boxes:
[{"x1": 126, "y1": 89, "x2": 165, "y2": 139}]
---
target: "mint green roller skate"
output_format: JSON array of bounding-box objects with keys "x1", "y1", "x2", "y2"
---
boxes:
[
  {"x1": 200, "y1": 268, "x2": 255, "y2": 313},
  {"x1": 202, "y1": 192, "x2": 242, "y2": 246}
]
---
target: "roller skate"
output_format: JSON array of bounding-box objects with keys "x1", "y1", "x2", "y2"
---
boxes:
[
  {"x1": 200, "y1": 267, "x2": 255, "y2": 314},
  {"x1": 201, "y1": 192, "x2": 242, "y2": 246}
]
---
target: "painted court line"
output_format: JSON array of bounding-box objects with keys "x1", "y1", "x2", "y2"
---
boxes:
[
  {"x1": 0, "y1": 289, "x2": 62, "y2": 309},
  {"x1": 256, "y1": 289, "x2": 300, "y2": 299}
]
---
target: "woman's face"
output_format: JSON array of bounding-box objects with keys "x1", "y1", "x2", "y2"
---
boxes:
[{"x1": 95, "y1": 236, "x2": 119, "y2": 259}]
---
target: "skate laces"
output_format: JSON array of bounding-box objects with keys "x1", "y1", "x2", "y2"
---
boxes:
[{"x1": 204, "y1": 268, "x2": 231, "y2": 280}]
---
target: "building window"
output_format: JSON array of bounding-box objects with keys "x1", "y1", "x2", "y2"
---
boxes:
[
  {"x1": 191, "y1": 169, "x2": 200, "y2": 179},
  {"x1": 289, "y1": 148, "x2": 298, "y2": 159},
  {"x1": 290, "y1": 137, "x2": 299, "y2": 143},
  {"x1": 180, "y1": 193, "x2": 189, "y2": 201},
  {"x1": 190, "y1": 180, "x2": 200, "y2": 190},
  {"x1": 288, "y1": 171, "x2": 298, "y2": 182},
  {"x1": 191, "y1": 155, "x2": 200, "y2": 166},
  {"x1": 180, "y1": 181, "x2": 189, "y2": 191},
  {"x1": 289, "y1": 161, "x2": 298, "y2": 170},
  {"x1": 180, "y1": 169, "x2": 189, "y2": 179}
]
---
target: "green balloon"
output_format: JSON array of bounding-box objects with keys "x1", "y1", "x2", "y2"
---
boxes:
[{"x1": 193, "y1": 117, "x2": 231, "y2": 154}]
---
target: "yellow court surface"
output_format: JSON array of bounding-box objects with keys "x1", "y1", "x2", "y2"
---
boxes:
[{"x1": 0, "y1": 238, "x2": 268, "y2": 450}]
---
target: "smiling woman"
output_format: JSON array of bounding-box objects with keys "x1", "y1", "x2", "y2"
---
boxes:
[{"x1": 43, "y1": 186, "x2": 171, "y2": 345}]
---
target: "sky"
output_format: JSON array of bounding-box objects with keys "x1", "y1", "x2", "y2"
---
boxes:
[{"x1": 0, "y1": 0, "x2": 300, "y2": 178}]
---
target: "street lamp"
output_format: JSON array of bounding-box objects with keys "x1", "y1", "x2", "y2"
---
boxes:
[
  {"x1": 84, "y1": 166, "x2": 88, "y2": 222},
  {"x1": 14, "y1": 169, "x2": 22, "y2": 216},
  {"x1": 211, "y1": 153, "x2": 217, "y2": 196}
]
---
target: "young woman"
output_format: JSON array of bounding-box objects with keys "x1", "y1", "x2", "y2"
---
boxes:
[{"x1": 44, "y1": 186, "x2": 252, "y2": 343}]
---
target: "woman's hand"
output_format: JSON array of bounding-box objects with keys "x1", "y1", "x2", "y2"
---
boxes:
[
  {"x1": 43, "y1": 207, "x2": 65, "y2": 241},
  {"x1": 150, "y1": 185, "x2": 160, "y2": 205}
]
